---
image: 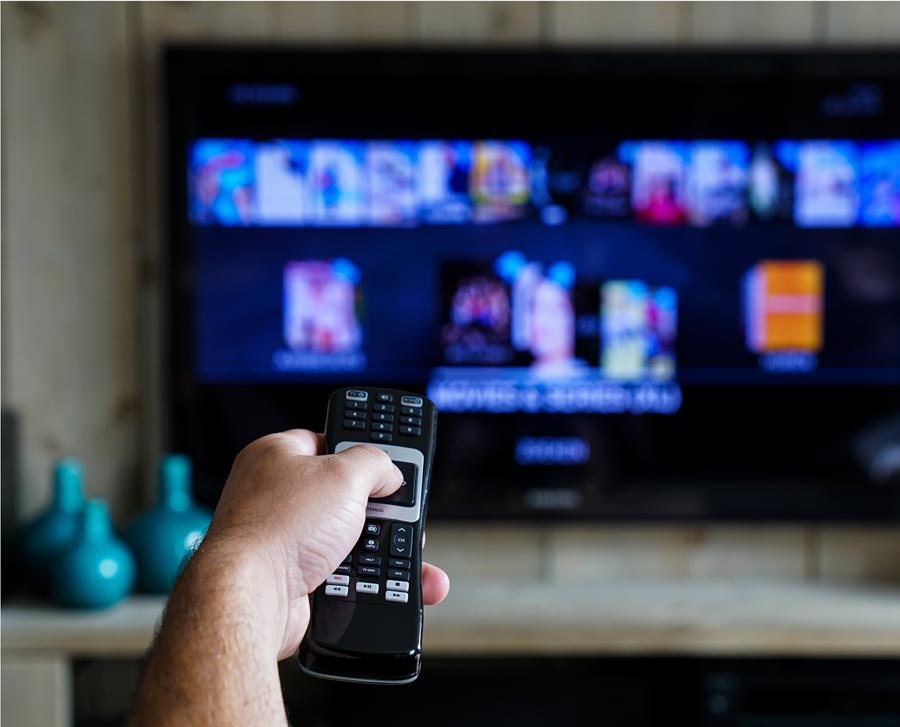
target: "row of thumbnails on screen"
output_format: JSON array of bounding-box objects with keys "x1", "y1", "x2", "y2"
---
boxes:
[
  {"x1": 275, "y1": 253, "x2": 824, "y2": 381},
  {"x1": 189, "y1": 138, "x2": 900, "y2": 229}
]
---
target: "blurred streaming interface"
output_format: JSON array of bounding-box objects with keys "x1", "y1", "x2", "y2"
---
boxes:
[
  {"x1": 744, "y1": 261, "x2": 823, "y2": 374},
  {"x1": 190, "y1": 137, "x2": 900, "y2": 409},
  {"x1": 277, "y1": 260, "x2": 365, "y2": 373},
  {"x1": 190, "y1": 137, "x2": 900, "y2": 230}
]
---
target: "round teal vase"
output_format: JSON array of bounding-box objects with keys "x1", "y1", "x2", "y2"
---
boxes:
[
  {"x1": 51, "y1": 499, "x2": 136, "y2": 609},
  {"x1": 20, "y1": 458, "x2": 85, "y2": 591},
  {"x1": 126, "y1": 454, "x2": 212, "y2": 594}
]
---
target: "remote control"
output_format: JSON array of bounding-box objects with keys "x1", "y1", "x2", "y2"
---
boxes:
[{"x1": 298, "y1": 387, "x2": 438, "y2": 684}]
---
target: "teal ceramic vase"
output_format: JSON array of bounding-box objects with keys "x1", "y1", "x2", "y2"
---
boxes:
[
  {"x1": 126, "y1": 454, "x2": 212, "y2": 594},
  {"x1": 20, "y1": 458, "x2": 85, "y2": 591},
  {"x1": 51, "y1": 498, "x2": 136, "y2": 609}
]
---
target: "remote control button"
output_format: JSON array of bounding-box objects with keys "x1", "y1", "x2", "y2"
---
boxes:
[
  {"x1": 363, "y1": 538, "x2": 379, "y2": 552},
  {"x1": 388, "y1": 569, "x2": 410, "y2": 580},
  {"x1": 346, "y1": 390, "x2": 368, "y2": 402},
  {"x1": 358, "y1": 555, "x2": 381, "y2": 566},
  {"x1": 400, "y1": 395, "x2": 423, "y2": 407},
  {"x1": 390, "y1": 523, "x2": 414, "y2": 558},
  {"x1": 372, "y1": 412, "x2": 395, "y2": 423},
  {"x1": 358, "y1": 566, "x2": 381, "y2": 577},
  {"x1": 370, "y1": 461, "x2": 417, "y2": 507},
  {"x1": 356, "y1": 581, "x2": 380, "y2": 594},
  {"x1": 372, "y1": 422, "x2": 394, "y2": 432},
  {"x1": 400, "y1": 406, "x2": 422, "y2": 416},
  {"x1": 386, "y1": 579, "x2": 410, "y2": 592},
  {"x1": 326, "y1": 574, "x2": 350, "y2": 586},
  {"x1": 370, "y1": 431, "x2": 393, "y2": 443},
  {"x1": 343, "y1": 554, "x2": 353, "y2": 564},
  {"x1": 345, "y1": 400, "x2": 368, "y2": 411},
  {"x1": 400, "y1": 416, "x2": 422, "y2": 426},
  {"x1": 325, "y1": 585, "x2": 349, "y2": 597},
  {"x1": 373, "y1": 403, "x2": 395, "y2": 413},
  {"x1": 365, "y1": 522, "x2": 381, "y2": 536},
  {"x1": 399, "y1": 426, "x2": 422, "y2": 436},
  {"x1": 376, "y1": 392, "x2": 394, "y2": 403},
  {"x1": 344, "y1": 408, "x2": 366, "y2": 420},
  {"x1": 389, "y1": 559, "x2": 410, "y2": 570},
  {"x1": 343, "y1": 419, "x2": 365, "y2": 431},
  {"x1": 385, "y1": 590, "x2": 408, "y2": 603},
  {"x1": 335, "y1": 565, "x2": 351, "y2": 575}
]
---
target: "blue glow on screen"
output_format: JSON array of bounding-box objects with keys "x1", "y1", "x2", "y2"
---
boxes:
[{"x1": 188, "y1": 137, "x2": 900, "y2": 402}]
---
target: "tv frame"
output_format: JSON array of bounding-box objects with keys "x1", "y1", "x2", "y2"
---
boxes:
[{"x1": 165, "y1": 46, "x2": 900, "y2": 523}]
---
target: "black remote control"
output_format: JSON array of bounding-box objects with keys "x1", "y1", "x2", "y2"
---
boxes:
[{"x1": 298, "y1": 387, "x2": 438, "y2": 684}]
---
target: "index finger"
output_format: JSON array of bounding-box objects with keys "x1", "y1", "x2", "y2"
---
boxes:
[{"x1": 330, "y1": 443, "x2": 403, "y2": 499}]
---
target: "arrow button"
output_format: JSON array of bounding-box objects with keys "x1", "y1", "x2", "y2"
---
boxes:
[{"x1": 390, "y1": 522, "x2": 415, "y2": 558}]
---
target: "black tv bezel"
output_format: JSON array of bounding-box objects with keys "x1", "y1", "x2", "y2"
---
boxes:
[{"x1": 164, "y1": 46, "x2": 900, "y2": 524}]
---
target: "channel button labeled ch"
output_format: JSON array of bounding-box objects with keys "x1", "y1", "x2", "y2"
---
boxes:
[{"x1": 390, "y1": 523, "x2": 414, "y2": 558}]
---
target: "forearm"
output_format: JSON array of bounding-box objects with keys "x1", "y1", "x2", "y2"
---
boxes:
[{"x1": 130, "y1": 538, "x2": 289, "y2": 727}]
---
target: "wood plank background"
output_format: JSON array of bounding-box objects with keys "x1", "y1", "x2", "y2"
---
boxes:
[{"x1": 3, "y1": 1, "x2": 898, "y2": 585}]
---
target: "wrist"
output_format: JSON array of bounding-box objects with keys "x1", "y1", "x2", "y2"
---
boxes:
[{"x1": 176, "y1": 534, "x2": 289, "y2": 659}]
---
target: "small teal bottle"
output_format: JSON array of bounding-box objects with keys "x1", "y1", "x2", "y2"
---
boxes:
[
  {"x1": 20, "y1": 458, "x2": 85, "y2": 591},
  {"x1": 126, "y1": 454, "x2": 212, "y2": 594},
  {"x1": 51, "y1": 498, "x2": 136, "y2": 609}
]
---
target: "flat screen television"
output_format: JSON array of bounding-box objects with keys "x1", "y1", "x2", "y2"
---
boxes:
[{"x1": 166, "y1": 48, "x2": 900, "y2": 521}]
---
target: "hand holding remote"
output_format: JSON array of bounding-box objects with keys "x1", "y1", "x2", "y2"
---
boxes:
[
  {"x1": 207, "y1": 428, "x2": 450, "y2": 661},
  {"x1": 132, "y1": 429, "x2": 449, "y2": 725}
]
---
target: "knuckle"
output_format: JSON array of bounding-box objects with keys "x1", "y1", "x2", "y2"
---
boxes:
[
  {"x1": 323, "y1": 453, "x2": 355, "y2": 484},
  {"x1": 234, "y1": 433, "x2": 286, "y2": 467}
]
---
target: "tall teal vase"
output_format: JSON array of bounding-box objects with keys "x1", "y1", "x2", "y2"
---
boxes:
[
  {"x1": 20, "y1": 458, "x2": 85, "y2": 591},
  {"x1": 126, "y1": 454, "x2": 212, "y2": 594},
  {"x1": 51, "y1": 499, "x2": 136, "y2": 609}
]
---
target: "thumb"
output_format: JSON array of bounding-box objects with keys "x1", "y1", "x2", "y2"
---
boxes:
[{"x1": 331, "y1": 444, "x2": 403, "y2": 500}]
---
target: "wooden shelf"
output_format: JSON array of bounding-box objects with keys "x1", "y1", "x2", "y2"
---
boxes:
[{"x1": 4, "y1": 580, "x2": 900, "y2": 658}]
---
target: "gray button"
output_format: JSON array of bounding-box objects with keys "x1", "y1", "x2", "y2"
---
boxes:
[
  {"x1": 386, "y1": 579, "x2": 410, "y2": 592},
  {"x1": 326, "y1": 574, "x2": 350, "y2": 585},
  {"x1": 385, "y1": 590, "x2": 409, "y2": 603},
  {"x1": 346, "y1": 390, "x2": 368, "y2": 401},
  {"x1": 356, "y1": 581, "x2": 379, "y2": 594},
  {"x1": 400, "y1": 395, "x2": 423, "y2": 407},
  {"x1": 325, "y1": 585, "x2": 349, "y2": 597}
]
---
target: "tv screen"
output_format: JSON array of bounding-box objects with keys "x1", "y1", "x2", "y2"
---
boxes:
[{"x1": 167, "y1": 48, "x2": 900, "y2": 520}]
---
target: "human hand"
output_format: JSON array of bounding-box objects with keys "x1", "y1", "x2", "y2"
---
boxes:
[{"x1": 201, "y1": 429, "x2": 450, "y2": 660}]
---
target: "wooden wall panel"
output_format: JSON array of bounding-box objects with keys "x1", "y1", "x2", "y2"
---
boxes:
[
  {"x1": 273, "y1": 2, "x2": 410, "y2": 43},
  {"x1": 551, "y1": 2, "x2": 685, "y2": 44},
  {"x1": 133, "y1": 2, "x2": 275, "y2": 501},
  {"x1": 824, "y1": 1, "x2": 900, "y2": 43},
  {"x1": 690, "y1": 1, "x2": 816, "y2": 44},
  {"x1": 138, "y1": 1, "x2": 273, "y2": 43},
  {"x1": 2, "y1": 0, "x2": 898, "y2": 591},
  {"x1": 414, "y1": 1, "x2": 542, "y2": 43},
  {"x1": 1, "y1": 2, "x2": 138, "y2": 521}
]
